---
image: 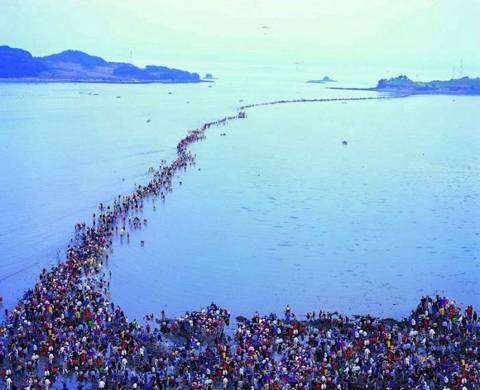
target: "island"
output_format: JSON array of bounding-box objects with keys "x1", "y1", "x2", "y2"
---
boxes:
[
  {"x1": 307, "y1": 76, "x2": 337, "y2": 83},
  {"x1": 331, "y1": 75, "x2": 480, "y2": 95},
  {"x1": 0, "y1": 45, "x2": 202, "y2": 83}
]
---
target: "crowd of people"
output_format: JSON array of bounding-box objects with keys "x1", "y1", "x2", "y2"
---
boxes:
[
  {"x1": 238, "y1": 95, "x2": 403, "y2": 110},
  {"x1": 230, "y1": 297, "x2": 480, "y2": 389},
  {"x1": 0, "y1": 112, "x2": 243, "y2": 389},
  {"x1": 1, "y1": 105, "x2": 479, "y2": 389}
]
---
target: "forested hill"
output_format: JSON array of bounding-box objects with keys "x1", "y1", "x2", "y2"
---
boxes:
[{"x1": 0, "y1": 46, "x2": 201, "y2": 83}]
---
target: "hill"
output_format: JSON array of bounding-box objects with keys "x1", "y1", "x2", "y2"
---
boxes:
[
  {"x1": 375, "y1": 75, "x2": 480, "y2": 94},
  {"x1": 0, "y1": 46, "x2": 201, "y2": 83},
  {"x1": 330, "y1": 75, "x2": 480, "y2": 95}
]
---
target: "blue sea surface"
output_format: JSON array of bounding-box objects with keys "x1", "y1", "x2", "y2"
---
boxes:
[{"x1": 0, "y1": 67, "x2": 479, "y2": 321}]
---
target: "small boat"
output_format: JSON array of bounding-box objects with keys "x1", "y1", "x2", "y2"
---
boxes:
[{"x1": 342, "y1": 140, "x2": 348, "y2": 145}]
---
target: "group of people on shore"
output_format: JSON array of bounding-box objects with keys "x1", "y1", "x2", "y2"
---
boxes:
[
  {"x1": 230, "y1": 296, "x2": 480, "y2": 389},
  {"x1": 1, "y1": 105, "x2": 479, "y2": 390}
]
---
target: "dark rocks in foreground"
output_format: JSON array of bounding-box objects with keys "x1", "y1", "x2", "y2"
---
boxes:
[{"x1": 0, "y1": 45, "x2": 201, "y2": 83}]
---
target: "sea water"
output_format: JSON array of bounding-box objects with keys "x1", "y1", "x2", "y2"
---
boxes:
[{"x1": 0, "y1": 66, "x2": 479, "y2": 321}]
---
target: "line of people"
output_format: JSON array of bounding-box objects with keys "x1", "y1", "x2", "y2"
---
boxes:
[
  {"x1": 1, "y1": 104, "x2": 479, "y2": 389},
  {"x1": 239, "y1": 95, "x2": 404, "y2": 110},
  {"x1": 0, "y1": 112, "x2": 245, "y2": 390}
]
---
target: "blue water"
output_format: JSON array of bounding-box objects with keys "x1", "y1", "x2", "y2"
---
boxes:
[{"x1": 1, "y1": 70, "x2": 479, "y2": 322}]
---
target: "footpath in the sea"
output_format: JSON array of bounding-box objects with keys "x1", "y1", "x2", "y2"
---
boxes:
[
  {"x1": 1, "y1": 96, "x2": 479, "y2": 389},
  {"x1": 238, "y1": 93, "x2": 408, "y2": 109}
]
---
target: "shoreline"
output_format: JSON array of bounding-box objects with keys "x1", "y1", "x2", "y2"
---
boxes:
[
  {"x1": 0, "y1": 78, "x2": 213, "y2": 84},
  {"x1": 329, "y1": 86, "x2": 480, "y2": 96}
]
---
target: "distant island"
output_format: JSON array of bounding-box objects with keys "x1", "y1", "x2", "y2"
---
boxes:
[
  {"x1": 332, "y1": 75, "x2": 480, "y2": 95},
  {"x1": 0, "y1": 45, "x2": 202, "y2": 83},
  {"x1": 307, "y1": 76, "x2": 337, "y2": 83}
]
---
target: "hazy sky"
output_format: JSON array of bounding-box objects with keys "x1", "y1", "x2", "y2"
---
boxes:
[{"x1": 1, "y1": 0, "x2": 479, "y2": 73}]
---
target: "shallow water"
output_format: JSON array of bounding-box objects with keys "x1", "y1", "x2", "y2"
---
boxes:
[
  {"x1": 0, "y1": 69, "x2": 479, "y2": 322},
  {"x1": 109, "y1": 94, "x2": 480, "y2": 320}
]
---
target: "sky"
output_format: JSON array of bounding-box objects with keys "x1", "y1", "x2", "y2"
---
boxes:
[{"x1": 1, "y1": 0, "x2": 479, "y2": 76}]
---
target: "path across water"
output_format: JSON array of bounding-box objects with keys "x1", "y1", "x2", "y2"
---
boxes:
[{"x1": 3, "y1": 94, "x2": 479, "y2": 390}]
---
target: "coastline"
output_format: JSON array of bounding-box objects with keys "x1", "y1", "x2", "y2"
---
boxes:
[
  {"x1": 0, "y1": 78, "x2": 213, "y2": 84},
  {"x1": 329, "y1": 86, "x2": 480, "y2": 96}
]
